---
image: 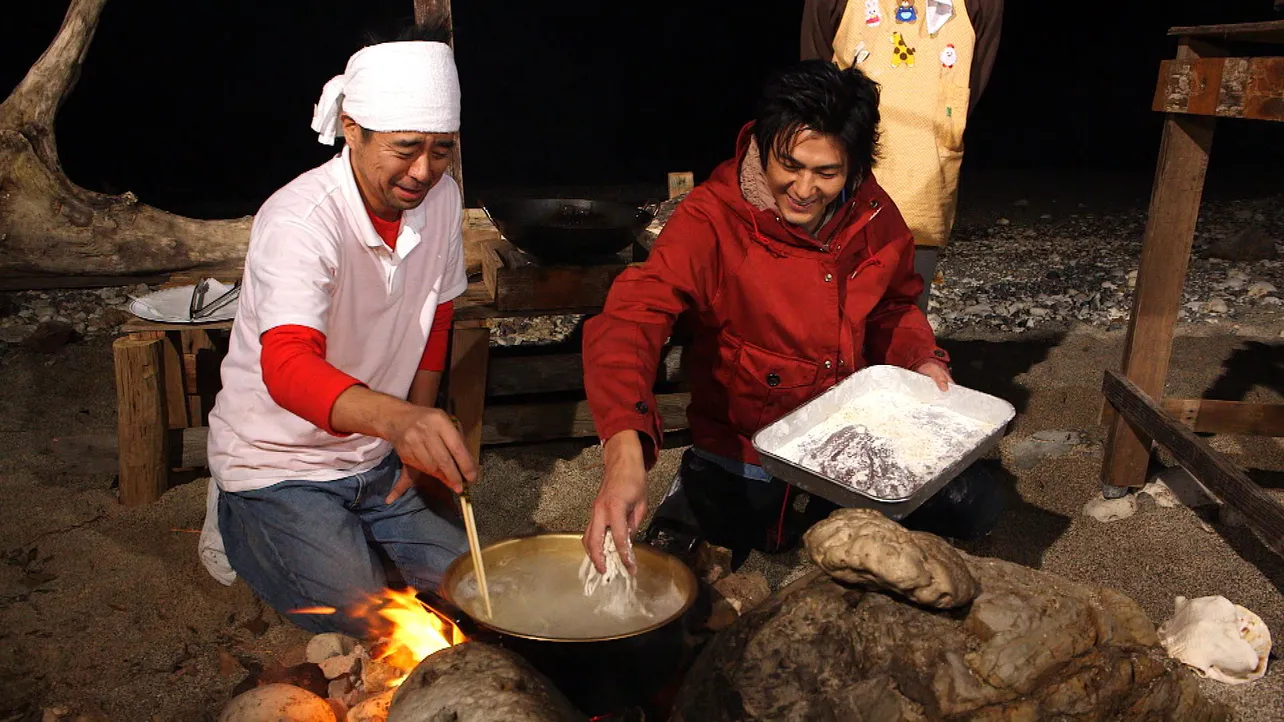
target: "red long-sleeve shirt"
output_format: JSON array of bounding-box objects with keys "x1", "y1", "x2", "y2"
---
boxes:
[{"x1": 259, "y1": 209, "x2": 454, "y2": 435}]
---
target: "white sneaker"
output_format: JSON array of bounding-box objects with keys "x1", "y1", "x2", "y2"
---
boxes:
[{"x1": 198, "y1": 478, "x2": 237, "y2": 586}]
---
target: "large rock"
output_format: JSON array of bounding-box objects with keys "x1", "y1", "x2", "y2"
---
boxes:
[
  {"x1": 387, "y1": 643, "x2": 585, "y2": 722},
  {"x1": 672, "y1": 511, "x2": 1230, "y2": 722},
  {"x1": 218, "y1": 683, "x2": 336, "y2": 722},
  {"x1": 804, "y1": 509, "x2": 979, "y2": 609}
]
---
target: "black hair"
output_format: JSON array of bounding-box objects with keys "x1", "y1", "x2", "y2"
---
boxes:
[
  {"x1": 752, "y1": 60, "x2": 881, "y2": 182},
  {"x1": 360, "y1": 13, "x2": 452, "y2": 48}
]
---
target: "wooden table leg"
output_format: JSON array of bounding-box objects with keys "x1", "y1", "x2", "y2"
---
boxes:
[
  {"x1": 1101, "y1": 112, "x2": 1216, "y2": 489},
  {"x1": 446, "y1": 325, "x2": 491, "y2": 471},
  {"x1": 113, "y1": 334, "x2": 170, "y2": 505},
  {"x1": 160, "y1": 331, "x2": 189, "y2": 429},
  {"x1": 182, "y1": 329, "x2": 218, "y2": 426}
]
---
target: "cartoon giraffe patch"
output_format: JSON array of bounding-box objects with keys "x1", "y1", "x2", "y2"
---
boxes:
[{"x1": 890, "y1": 31, "x2": 916, "y2": 68}]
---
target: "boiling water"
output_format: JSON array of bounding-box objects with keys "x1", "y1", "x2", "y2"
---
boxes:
[{"x1": 451, "y1": 554, "x2": 687, "y2": 639}]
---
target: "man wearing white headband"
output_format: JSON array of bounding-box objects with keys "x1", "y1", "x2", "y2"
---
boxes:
[{"x1": 199, "y1": 19, "x2": 474, "y2": 637}]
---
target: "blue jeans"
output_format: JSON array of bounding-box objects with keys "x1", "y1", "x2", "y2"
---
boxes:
[{"x1": 218, "y1": 452, "x2": 468, "y2": 636}]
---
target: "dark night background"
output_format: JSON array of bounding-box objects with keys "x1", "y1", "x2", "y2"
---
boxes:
[{"x1": 4, "y1": 1, "x2": 1283, "y2": 218}]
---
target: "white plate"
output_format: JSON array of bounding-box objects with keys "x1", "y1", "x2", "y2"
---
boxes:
[{"x1": 127, "y1": 282, "x2": 239, "y2": 323}]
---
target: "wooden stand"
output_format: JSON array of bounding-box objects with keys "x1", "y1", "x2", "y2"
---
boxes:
[
  {"x1": 481, "y1": 239, "x2": 632, "y2": 312},
  {"x1": 110, "y1": 210, "x2": 687, "y2": 500},
  {"x1": 1100, "y1": 21, "x2": 1284, "y2": 556},
  {"x1": 113, "y1": 335, "x2": 169, "y2": 505},
  {"x1": 443, "y1": 282, "x2": 690, "y2": 475},
  {"x1": 113, "y1": 317, "x2": 233, "y2": 503}
]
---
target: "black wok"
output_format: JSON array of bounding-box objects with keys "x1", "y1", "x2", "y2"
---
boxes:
[{"x1": 482, "y1": 198, "x2": 655, "y2": 264}]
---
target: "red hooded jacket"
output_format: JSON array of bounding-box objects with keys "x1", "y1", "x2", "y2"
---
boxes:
[{"x1": 582, "y1": 123, "x2": 950, "y2": 469}]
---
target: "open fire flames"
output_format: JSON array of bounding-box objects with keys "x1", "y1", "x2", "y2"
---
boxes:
[
  {"x1": 368, "y1": 588, "x2": 467, "y2": 683},
  {"x1": 294, "y1": 587, "x2": 466, "y2": 689}
]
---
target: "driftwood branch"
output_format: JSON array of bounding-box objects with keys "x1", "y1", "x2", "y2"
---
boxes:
[
  {"x1": 412, "y1": 0, "x2": 453, "y2": 28},
  {"x1": 0, "y1": 0, "x2": 108, "y2": 170},
  {"x1": 0, "y1": 0, "x2": 251, "y2": 279}
]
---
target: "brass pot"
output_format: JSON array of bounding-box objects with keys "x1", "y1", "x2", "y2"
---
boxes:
[{"x1": 419, "y1": 533, "x2": 700, "y2": 717}]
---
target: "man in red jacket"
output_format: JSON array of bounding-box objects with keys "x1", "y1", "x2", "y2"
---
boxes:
[{"x1": 581, "y1": 61, "x2": 1003, "y2": 573}]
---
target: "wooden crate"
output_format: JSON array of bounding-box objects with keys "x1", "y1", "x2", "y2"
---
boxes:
[{"x1": 481, "y1": 239, "x2": 632, "y2": 312}]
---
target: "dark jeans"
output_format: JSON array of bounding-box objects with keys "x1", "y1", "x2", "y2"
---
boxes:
[
  {"x1": 914, "y1": 246, "x2": 940, "y2": 314},
  {"x1": 645, "y1": 449, "x2": 1006, "y2": 568},
  {"x1": 218, "y1": 452, "x2": 468, "y2": 636}
]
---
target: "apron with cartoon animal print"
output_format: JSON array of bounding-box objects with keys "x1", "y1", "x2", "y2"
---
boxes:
[{"x1": 831, "y1": 0, "x2": 975, "y2": 248}]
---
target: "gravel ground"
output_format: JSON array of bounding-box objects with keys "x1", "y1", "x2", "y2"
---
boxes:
[
  {"x1": 930, "y1": 195, "x2": 1284, "y2": 335},
  {"x1": 3, "y1": 182, "x2": 1282, "y2": 348},
  {"x1": 1, "y1": 187, "x2": 1282, "y2": 721}
]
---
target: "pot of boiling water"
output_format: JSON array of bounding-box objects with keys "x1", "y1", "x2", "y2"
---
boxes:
[{"x1": 419, "y1": 533, "x2": 700, "y2": 718}]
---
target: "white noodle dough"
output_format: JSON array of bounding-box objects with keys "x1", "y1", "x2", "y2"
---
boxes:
[{"x1": 579, "y1": 533, "x2": 648, "y2": 619}]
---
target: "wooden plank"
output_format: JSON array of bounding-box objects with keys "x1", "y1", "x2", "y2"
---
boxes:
[
  {"x1": 462, "y1": 208, "x2": 502, "y2": 277},
  {"x1": 445, "y1": 326, "x2": 490, "y2": 469},
  {"x1": 1188, "y1": 58, "x2": 1225, "y2": 116},
  {"x1": 163, "y1": 266, "x2": 245, "y2": 287},
  {"x1": 182, "y1": 353, "x2": 200, "y2": 395},
  {"x1": 113, "y1": 334, "x2": 169, "y2": 505},
  {"x1": 480, "y1": 239, "x2": 630, "y2": 312},
  {"x1": 139, "y1": 395, "x2": 690, "y2": 472},
  {"x1": 486, "y1": 346, "x2": 685, "y2": 397},
  {"x1": 1153, "y1": 57, "x2": 1284, "y2": 122},
  {"x1": 1161, "y1": 398, "x2": 1284, "y2": 437},
  {"x1": 1246, "y1": 56, "x2": 1284, "y2": 121},
  {"x1": 1154, "y1": 59, "x2": 1192, "y2": 114},
  {"x1": 482, "y1": 393, "x2": 690, "y2": 445},
  {"x1": 454, "y1": 278, "x2": 614, "y2": 327},
  {"x1": 160, "y1": 331, "x2": 189, "y2": 429},
  {"x1": 481, "y1": 243, "x2": 503, "y2": 303},
  {"x1": 183, "y1": 330, "x2": 220, "y2": 425},
  {"x1": 1102, "y1": 110, "x2": 1215, "y2": 489},
  {"x1": 121, "y1": 318, "x2": 234, "y2": 333},
  {"x1": 0, "y1": 273, "x2": 169, "y2": 292},
  {"x1": 1168, "y1": 20, "x2": 1284, "y2": 45},
  {"x1": 1104, "y1": 371, "x2": 1284, "y2": 557}
]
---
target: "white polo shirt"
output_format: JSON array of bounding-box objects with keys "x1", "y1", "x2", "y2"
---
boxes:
[{"x1": 207, "y1": 146, "x2": 468, "y2": 493}]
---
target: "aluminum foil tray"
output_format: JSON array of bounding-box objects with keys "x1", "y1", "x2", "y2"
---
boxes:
[{"x1": 752, "y1": 365, "x2": 1015, "y2": 519}]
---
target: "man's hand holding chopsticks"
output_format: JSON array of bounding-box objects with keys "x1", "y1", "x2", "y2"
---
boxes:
[
  {"x1": 327, "y1": 386, "x2": 477, "y2": 502},
  {"x1": 383, "y1": 406, "x2": 476, "y2": 501}
]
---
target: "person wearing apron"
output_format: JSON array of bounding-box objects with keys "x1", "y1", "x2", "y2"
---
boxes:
[{"x1": 802, "y1": 0, "x2": 1005, "y2": 312}]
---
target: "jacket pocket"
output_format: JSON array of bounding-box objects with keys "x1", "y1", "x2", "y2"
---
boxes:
[
  {"x1": 935, "y1": 84, "x2": 970, "y2": 154},
  {"x1": 728, "y1": 339, "x2": 821, "y2": 436}
]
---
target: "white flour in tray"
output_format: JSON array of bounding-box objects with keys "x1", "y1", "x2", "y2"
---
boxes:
[{"x1": 778, "y1": 389, "x2": 992, "y2": 499}]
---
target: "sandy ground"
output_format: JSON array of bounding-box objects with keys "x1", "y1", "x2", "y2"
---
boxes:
[{"x1": 1, "y1": 320, "x2": 1282, "y2": 721}]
